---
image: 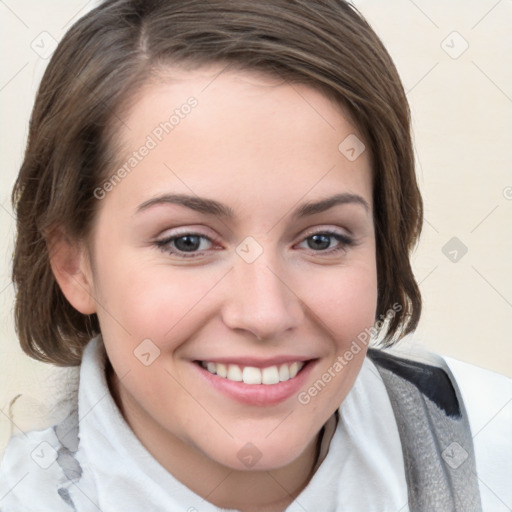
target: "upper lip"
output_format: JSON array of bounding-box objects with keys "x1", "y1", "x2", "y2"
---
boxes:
[{"x1": 195, "y1": 356, "x2": 315, "y2": 368}]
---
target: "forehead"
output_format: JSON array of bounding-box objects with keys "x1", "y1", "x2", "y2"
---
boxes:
[{"x1": 103, "y1": 65, "x2": 372, "y2": 218}]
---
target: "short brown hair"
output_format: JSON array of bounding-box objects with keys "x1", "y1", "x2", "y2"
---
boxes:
[{"x1": 12, "y1": 0, "x2": 422, "y2": 366}]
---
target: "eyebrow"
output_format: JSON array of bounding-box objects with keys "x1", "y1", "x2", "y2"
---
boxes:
[{"x1": 136, "y1": 192, "x2": 370, "y2": 218}]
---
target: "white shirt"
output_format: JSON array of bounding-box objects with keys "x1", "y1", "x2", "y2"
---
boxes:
[{"x1": 0, "y1": 336, "x2": 509, "y2": 511}]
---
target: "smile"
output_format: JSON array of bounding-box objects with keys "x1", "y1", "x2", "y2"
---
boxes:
[
  {"x1": 200, "y1": 361, "x2": 305, "y2": 385},
  {"x1": 195, "y1": 358, "x2": 316, "y2": 406}
]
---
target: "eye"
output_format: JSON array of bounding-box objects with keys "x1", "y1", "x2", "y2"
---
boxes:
[
  {"x1": 297, "y1": 230, "x2": 354, "y2": 254},
  {"x1": 155, "y1": 233, "x2": 216, "y2": 258},
  {"x1": 154, "y1": 229, "x2": 355, "y2": 259}
]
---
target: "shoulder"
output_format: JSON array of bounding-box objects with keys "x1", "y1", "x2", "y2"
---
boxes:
[
  {"x1": 369, "y1": 346, "x2": 512, "y2": 511},
  {"x1": 0, "y1": 426, "x2": 68, "y2": 511},
  {"x1": 443, "y1": 356, "x2": 512, "y2": 511},
  {"x1": 368, "y1": 346, "x2": 511, "y2": 435},
  {"x1": 0, "y1": 409, "x2": 96, "y2": 512},
  {"x1": 368, "y1": 347, "x2": 461, "y2": 417}
]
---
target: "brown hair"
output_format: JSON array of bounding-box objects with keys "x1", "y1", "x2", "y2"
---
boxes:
[{"x1": 12, "y1": 0, "x2": 423, "y2": 366}]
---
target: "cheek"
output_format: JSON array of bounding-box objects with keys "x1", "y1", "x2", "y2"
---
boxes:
[
  {"x1": 290, "y1": 265, "x2": 378, "y2": 433},
  {"x1": 300, "y1": 261, "x2": 378, "y2": 345},
  {"x1": 92, "y1": 246, "x2": 227, "y2": 350}
]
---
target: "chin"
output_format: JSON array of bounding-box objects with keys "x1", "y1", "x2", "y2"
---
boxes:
[{"x1": 200, "y1": 431, "x2": 316, "y2": 473}]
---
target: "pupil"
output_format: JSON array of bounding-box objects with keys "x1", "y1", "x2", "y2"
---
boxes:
[
  {"x1": 308, "y1": 234, "x2": 330, "y2": 250},
  {"x1": 175, "y1": 235, "x2": 200, "y2": 252}
]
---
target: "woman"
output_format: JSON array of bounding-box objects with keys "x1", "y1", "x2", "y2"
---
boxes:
[{"x1": 0, "y1": 1, "x2": 508, "y2": 510}]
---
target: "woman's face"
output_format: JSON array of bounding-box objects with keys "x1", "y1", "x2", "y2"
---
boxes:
[{"x1": 86, "y1": 66, "x2": 377, "y2": 472}]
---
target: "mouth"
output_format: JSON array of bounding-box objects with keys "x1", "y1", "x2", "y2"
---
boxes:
[
  {"x1": 194, "y1": 358, "x2": 316, "y2": 406},
  {"x1": 198, "y1": 360, "x2": 305, "y2": 385}
]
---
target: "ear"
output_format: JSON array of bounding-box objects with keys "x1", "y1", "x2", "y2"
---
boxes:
[{"x1": 47, "y1": 228, "x2": 97, "y2": 315}]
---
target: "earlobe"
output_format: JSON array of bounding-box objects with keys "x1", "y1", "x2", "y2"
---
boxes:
[{"x1": 47, "y1": 229, "x2": 97, "y2": 315}]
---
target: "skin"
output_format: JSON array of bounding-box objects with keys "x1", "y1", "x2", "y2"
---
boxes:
[{"x1": 51, "y1": 66, "x2": 378, "y2": 511}]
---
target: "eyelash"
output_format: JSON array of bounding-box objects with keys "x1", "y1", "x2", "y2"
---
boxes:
[{"x1": 154, "y1": 229, "x2": 355, "y2": 259}]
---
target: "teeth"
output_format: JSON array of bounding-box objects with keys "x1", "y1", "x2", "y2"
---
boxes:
[
  {"x1": 227, "y1": 364, "x2": 243, "y2": 381},
  {"x1": 216, "y1": 363, "x2": 227, "y2": 378},
  {"x1": 289, "y1": 362, "x2": 300, "y2": 379},
  {"x1": 201, "y1": 361, "x2": 304, "y2": 385},
  {"x1": 243, "y1": 367, "x2": 262, "y2": 385},
  {"x1": 278, "y1": 364, "x2": 290, "y2": 382},
  {"x1": 262, "y1": 366, "x2": 280, "y2": 385}
]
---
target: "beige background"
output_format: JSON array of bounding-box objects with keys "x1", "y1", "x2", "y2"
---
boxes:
[{"x1": 1, "y1": 0, "x2": 511, "y2": 455}]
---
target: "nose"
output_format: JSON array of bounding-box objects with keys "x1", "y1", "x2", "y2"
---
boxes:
[{"x1": 221, "y1": 254, "x2": 304, "y2": 341}]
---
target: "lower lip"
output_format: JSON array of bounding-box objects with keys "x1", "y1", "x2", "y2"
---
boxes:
[{"x1": 195, "y1": 361, "x2": 316, "y2": 406}]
